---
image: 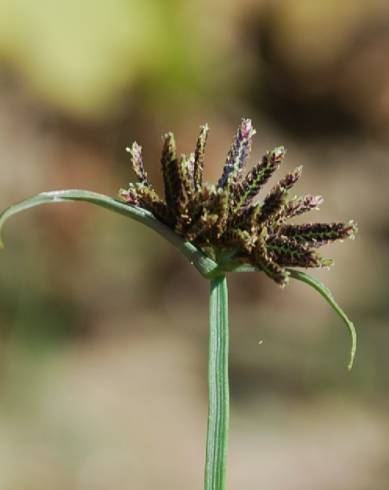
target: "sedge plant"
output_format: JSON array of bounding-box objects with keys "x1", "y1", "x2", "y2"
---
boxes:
[{"x1": 0, "y1": 118, "x2": 357, "y2": 490}]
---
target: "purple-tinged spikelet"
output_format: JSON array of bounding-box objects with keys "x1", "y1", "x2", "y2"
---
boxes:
[
  {"x1": 125, "y1": 142, "x2": 149, "y2": 186},
  {"x1": 217, "y1": 118, "x2": 256, "y2": 189},
  {"x1": 284, "y1": 195, "x2": 324, "y2": 219},
  {"x1": 118, "y1": 183, "x2": 139, "y2": 205}
]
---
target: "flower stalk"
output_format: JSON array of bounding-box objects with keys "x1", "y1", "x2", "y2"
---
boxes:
[{"x1": 205, "y1": 274, "x2": 229, "y2": 490}]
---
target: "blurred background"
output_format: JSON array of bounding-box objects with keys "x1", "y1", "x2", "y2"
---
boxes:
[{"x1": 0, "y1": 0, "x2": 388, "y2": 488}]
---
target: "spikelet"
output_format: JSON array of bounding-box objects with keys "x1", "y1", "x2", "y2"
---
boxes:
[
  {"x1": 253, "y1": 236, "x2": 290, "y2": 286},
  {"x1": 279, "y1": 221, "x2": 357, "y2": 247},
  {"x1": 234, "y1": 146, "x2": 286, "y2": 212},
  {"x1": 267, "y1": 237, "x2": 328, "y2": 268},
  {"x1": 258, "y1": 166, "x2": 303, "y2": 225},
  {"x1": 118, "y1": 183, "x2": 139, "y2": 205},
  {"x1": 284, "y1": 195, "x2": 324, "y2": 219},
  {"x1": 223, "y1": 228, "x2": 256, "y2": 253},
  {"x1": 161, "y1": 132, "x2": 180, "y2": 213},
  {"x1": 126, "y1": 142, "x2": 149, "y2": 186},
  {"x1": 186, "y1": 210, "x2": 219, "y2": 242},
  {"x1": 193, "y1": 124, "x2": 209, "y2": 190},
  {"x1": 135, "y1": 183, "x2": 175, "y2": 226},
  {"x1": 217, "y1": 119, "x2": 256, "y2": 190}
]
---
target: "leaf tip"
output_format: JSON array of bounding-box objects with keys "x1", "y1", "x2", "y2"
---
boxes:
[
  {"x1": 288, "y1": 269, "x2": 357, "y2": 372},
  {"x1": 347, "y1": 321, "x2": 357, "y2": 371}
]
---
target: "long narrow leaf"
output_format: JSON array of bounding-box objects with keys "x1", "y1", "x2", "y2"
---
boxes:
[
  {"x1": 0, "y1": 189, "x2": 219, "y2": 279},
  {"x1": 288, "y1": 269, "x2": 357, "y2": 370}
]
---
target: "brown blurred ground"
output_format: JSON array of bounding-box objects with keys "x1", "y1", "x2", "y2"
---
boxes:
[{"x1": 0, "y1": 1, "x2": 389, "y2": 489}]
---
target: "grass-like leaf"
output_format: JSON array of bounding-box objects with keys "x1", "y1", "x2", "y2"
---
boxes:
[
  {"x1": 288, "y1": 269, "x2": 357, "y2": 370},
  {"x1": 0, "y1": 189, "x2": 219, "y2": 279}
]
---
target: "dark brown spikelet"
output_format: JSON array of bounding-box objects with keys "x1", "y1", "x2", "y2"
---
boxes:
[
  {"x1": 253, "y1": 236, "x2": 290, "y2": 286},
  {"x1": 257, "y1": 185, "x2": 287, "y2": 226},
  {"x1": 161, "y1": 132, "x2": 180, "y2": 212},
  {"x1": 212, "y1": 189, "x2": 230, "y2": 238},
  {"x1": 119, "y1": 119, "x2": 357, "y2": 286},
  {"x1": 184, "y1": 182, "x2": 215, "y2": 231},
  {"x1": 179, "y1": 153, "x2": 196, "y2": 202},
  {"x1": 235, "y1": 146, "x2": 286, "y2": 212},
  {"x1": 258, "y1": 166, "x2": 303, "y2": 225},
  {"x1": 173, "y1": 154, "x2": 193, "y2": 229},
  {"x1": 135, "y1": 183, "x2": 175, "y2": 226},
  {"x1": 193, "y1": 124, "x2": 209, "y2": 190},
  {"x1": 223, "y1": 228, "x2": 256, "y2": 253},
  {"x1": 279, "y1": 221, "x2": 357, "y2": 247},
  {"x1": 237, "y1": 204, "x2": 261, "y2": 232},
  {"x1": 267, "y1": 237, "x2": 328, "y2": 268},
  {"x1": 186, "y1": 210, "x2": 219, "y2": 242}
]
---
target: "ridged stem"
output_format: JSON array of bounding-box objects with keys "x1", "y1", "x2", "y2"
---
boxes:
[{"x1": 205, "y1": 274, "x2": 229, "y2": 490}]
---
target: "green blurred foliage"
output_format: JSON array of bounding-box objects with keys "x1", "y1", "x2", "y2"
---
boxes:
[{"x1": 0, "y1": 0, "x2": 218, "y2": 118}]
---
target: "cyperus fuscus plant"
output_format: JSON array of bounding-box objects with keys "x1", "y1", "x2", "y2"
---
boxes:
[{"x1": 0, "y1": 118, "x2": 357, "y2": 490}]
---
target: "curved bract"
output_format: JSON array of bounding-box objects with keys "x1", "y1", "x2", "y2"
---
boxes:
[
  {"x1": 0, "y1": 188, "x2": 356, "y2": 368},
  {"x1": 0, "y1": 189, "x2": 220, "y2": 279},
  {"x1": 288, "y1": 269, "x2": 356, "y2": 370},
  {"x1": 225, "y1": 262, "x2": 357, "y2": 369}
]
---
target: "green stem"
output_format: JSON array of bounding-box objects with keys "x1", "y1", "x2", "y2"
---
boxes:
[{"x1": 205, "y1": 274, "x2": 229, "y2": 490}]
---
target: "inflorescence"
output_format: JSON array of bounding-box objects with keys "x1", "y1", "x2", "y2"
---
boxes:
[{"x1": 119, "y1": 119, "x2": 357, "y2": 286}]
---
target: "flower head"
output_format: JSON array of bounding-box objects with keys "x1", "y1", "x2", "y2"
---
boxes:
[{"x1": 119, "y1": 119, "x2": 357, "y2": 286}]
